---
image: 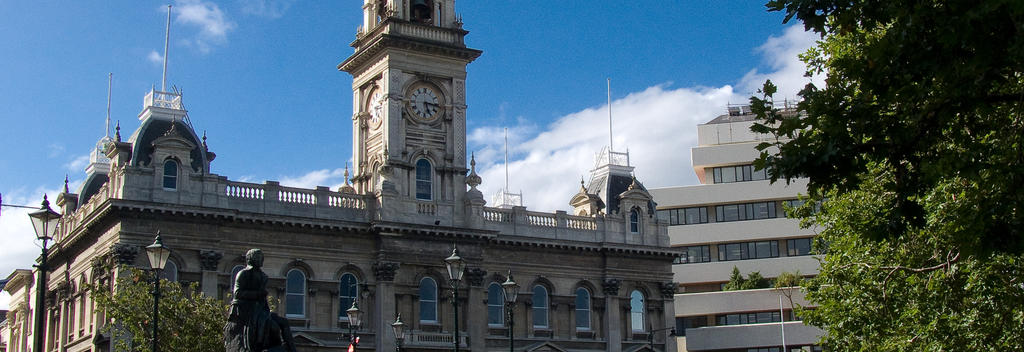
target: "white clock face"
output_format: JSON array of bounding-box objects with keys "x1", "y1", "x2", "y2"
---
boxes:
[
  {"x1": 369, "y1": 91, "x2": 384, "y2": 129},
  {"x1": 409, "y1": 86, "x2": 441, "y2": 120}
]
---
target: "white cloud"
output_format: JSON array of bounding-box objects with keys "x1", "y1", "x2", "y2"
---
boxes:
[
  {"x1": 148, "y1": 50, "x2": 164, "y2": 66},
  {"x1": 64, "y1": 154, "x2": 89, "y2": 172},
  {"x1": 468, "y1": 25, "x2": 819, "y2": 213},
  {"x1": 239, "y1": 0, "x2": 297, "y2": 19},
  {"x1": 0, "y1": 186, "x2": 66, "y2": 310},
  {"x1": 737, "y1": 25, "x2": 823, "y2": 100},
  {"x1": 278, "y1": 168, "x2": 348, "y2": 190},
  {"x1": 172, "y1": 0, "x2": 236, "y2": 53},
  {"x1": 47, "y1": 143, "x2": 65, "y2": 158}
]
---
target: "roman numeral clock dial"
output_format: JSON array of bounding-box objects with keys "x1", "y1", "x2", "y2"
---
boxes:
[{"x1": 408, "y1": 86, "x2": 441, "y2": 121}]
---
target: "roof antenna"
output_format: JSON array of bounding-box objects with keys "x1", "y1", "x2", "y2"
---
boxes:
[
  {"x1": 105, "y1": 73, "x2": 112, "y2": 138},
  {"x1": 161, "y1": 4, "x2": 171, "y2": 92},
  {"x1": 607, "y1": 77, "x2": 613, "y2": 152},
  {"x1": 504, "y1": 127, "x2": 509, "y2": 193}
]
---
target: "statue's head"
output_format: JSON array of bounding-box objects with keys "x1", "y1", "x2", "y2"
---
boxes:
[{"x1": 245, "y1": 249, "x2": 264, "y2": 268}]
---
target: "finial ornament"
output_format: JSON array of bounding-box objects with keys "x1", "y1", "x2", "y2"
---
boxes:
[
  {"x1": 63, "y1": 175, "x2": 70, "y2": 193},
  {"x1": 344, "y1": 163, "x2": 351, "y2": 185},
  {"x1": 202, "y1": 130, "x2": 209, "y2": 150},
  {"x1": 466, "y1": 152, "x2": 482, "y2": 189},
  {"x1": 115, "y1": 121, "x2": 122, "y2": 142}
]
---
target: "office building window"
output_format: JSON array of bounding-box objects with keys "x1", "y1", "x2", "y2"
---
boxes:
[
  {"x1": 658, "y1": 206, "x2": 708, "y2": 226},
  {"x1": 674, "y1": 245, "x2": 711, "y2": 264},
  {"x1": 712, "y1": 164, "x2": 767, "y2": 184},
  {"x1": 715, "y1": 201, "x2": 778, "y2": 222},
  {"x1": 717, "y1": 311, "x2": 782, "y2": 326},
  {"x1": 717, "y1": 240, "x2": 779, "y2": 261},
  {"x1": 787, "y1": 238, "x2": 813, "y2": 256}
]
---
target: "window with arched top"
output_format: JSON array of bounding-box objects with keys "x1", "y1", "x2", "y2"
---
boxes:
[
  {"x1": 415, "y1": 159, "x2": 432, "y2": 200},
  {"x1": 160, "y1": 261, "x2": 178, "y2": 282},
  {"x1": 286, "y1": 269, "x2": 306, "y2": 318},
  {"x1": 575, "y1": 287, "x2": 591, "y2": 330},
  {"x1": 229, "y1": 265, "x2": 245, "y2": 294},
  {"x1": 339, "y1": 273, "x2": 359, "y2": 321},
  {"x1": 163, "y1": 160, "x2": 178, "y2": 190},
  {"x1": 629, "y1": 208, "x2": 641, "y2": 233},
  {"x1": 630, "y1": 290, "x2": 645, "y2": 332},
  {"x1": 532, "y1": 285, "x2": 549, "y2": 329},
  {"x1": 487, "y1": 283, "x2": 505, "y2": 326},
  {"x1": 419, "y1": 277, "x2": 438, "y2": 323}
]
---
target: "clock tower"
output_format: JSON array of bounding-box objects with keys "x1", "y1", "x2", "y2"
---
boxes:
[{"x1": 340, "y1": 0, "x2": 482, "y2": 226}]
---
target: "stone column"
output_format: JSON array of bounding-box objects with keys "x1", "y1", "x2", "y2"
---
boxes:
[
  {"x1": 198, "y1": 250, "x2": 223, "y2": 298},
  {"x1": 659, "y1": 281, "x2": 678, "y2": 351},
  {"x1": 602, "y1": 278, "x2": 622, "y2": 352},
  {"x1": 373, "y1": 261, "x2": 400, "y2": 352},
  {"x1": 465, "y1": 268, "x2": 488, "y2": 350}
]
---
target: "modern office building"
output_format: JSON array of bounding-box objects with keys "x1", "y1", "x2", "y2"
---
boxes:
[
  {"x1": 650, "y1": 106, "x2": 823, "y2": 352},
  {"x1": 2, "y1": 1, "x2": 678, "y2": 351}
]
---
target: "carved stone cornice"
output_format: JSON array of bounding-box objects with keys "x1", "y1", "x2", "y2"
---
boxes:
[
  {"x1": 373, "y1": 261, "x2": 400, "y2": 282},
  {"x1": 602, "y1": 278, "x2": 621, "y2": 296},
  {"x1": 465, "y1": 267, "x2": 487, "y2": 287},
  {"x1": 199, "y1": 250, "x2": 223, "y2": 271},
  {"x1": 110, "y1": 243, "x2": 138, "y2": 266}
]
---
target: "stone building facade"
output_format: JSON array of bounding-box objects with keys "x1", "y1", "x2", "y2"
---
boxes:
[{"x1": 3, "y1": 1, "x2": 677, "y2": 351}]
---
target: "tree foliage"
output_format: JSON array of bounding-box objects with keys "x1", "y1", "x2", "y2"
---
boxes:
[
  {"x1": 88, "y1": 268, "x2": 228, "y2": 352},
  {"x1": 751, "y1": 0, "x2": 1024, "y2": 350},
  {"x1": 723, "y1": 267, "x2": 771, "y2": 291}
]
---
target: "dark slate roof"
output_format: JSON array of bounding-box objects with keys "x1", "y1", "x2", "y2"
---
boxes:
[
  {"x1": 0, "y1": 278, "x2": 7, "y2": 291},
  {"x1": 128, "y1": 119, "x2": 205, "y2": 171},
  {"x1": 587, "y1": 174, "x2": 655, "y2": 215},
  {"x1": 78, "y1": 173, "x2": 110, "y2": 205}
]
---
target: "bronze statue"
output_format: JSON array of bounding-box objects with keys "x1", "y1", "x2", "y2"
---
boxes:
[{"x1": 224, "y1": 249, "x2": 297, "y2": 352}]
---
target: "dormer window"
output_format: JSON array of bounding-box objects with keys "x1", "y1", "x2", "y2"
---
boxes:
[
  {"x1": 630, "y1": 207, "x2": 641, "y2": 233},
  {"x1": 410, "y1": 0, "x2": 432, "y2": 23},
  {"x1": 163, "y1": 160, "x2": 178, "y2": 190}
]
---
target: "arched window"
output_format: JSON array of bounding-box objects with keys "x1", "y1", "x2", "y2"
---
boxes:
[
  {"x1": 419, "y1": 277, "x2": 438, "y2": 323},
  {"x1": 629, "y1": 208, "x2": 640, "y2": 233},
  {"x1": 487, "y1": 283, "x2": 505, "y2": 326},
  {"x1": 286, "y1": 269, "x2": 306, "y2": 318},
  {"x1": 415, "y1": 159, "x2": 432, "y2": 200},
  {"x1": 532, "y1": 285, "x2": 548, "y2": 329},
  {"x1": 339, "y1": 273, "x2": 359, "y2": 321},
  {"x1": 575, "y1": 287, "x2": 591, "y2": 330},
  {"x1": 163, "y1": 160, "x2": 178, "y2": 190},
  {"x1": 630, "y1": 290, "x2": 645, "y2": 332},
  {"x1": 229, "y1": 265, "x2": 245, "y2": 294},
  {"x1": 160, "y1": 261, "x2": 178, "y2": 282}
]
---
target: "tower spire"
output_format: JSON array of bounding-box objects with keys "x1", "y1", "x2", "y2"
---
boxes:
[
  {"x1": 105, "y1": 73, "x2": 112, "y2": 138},
  {"x1": 161, "y1": 4, "x2": 171, "y2": 92}
]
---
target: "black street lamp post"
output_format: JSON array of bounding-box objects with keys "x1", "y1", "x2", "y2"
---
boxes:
[
  {"x1": 444, "y1": 246, "x2": 466, "y2": 352},
  {"x1": 391, "y1": 314, "x2": 406, "y2": 352},
  {"x1": 145, "y1": 232, "x2": 171, "y2": 352},
  {"x1": 346, "y1": 299, "x2": 363, "y2": 349},
  {"x1": 501, "y1": 270, "x2": 520, "y2": 352},
  {"x1": 28, "y1": 195, "x2": 61, "y2": 352}
]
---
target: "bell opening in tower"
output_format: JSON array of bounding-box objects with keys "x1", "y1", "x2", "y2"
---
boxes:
[{"x1": 411, "y1": 0, "x2": 432, "y2": 24}]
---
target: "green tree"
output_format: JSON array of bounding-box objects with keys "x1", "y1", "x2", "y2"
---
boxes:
[
  {"x1": 751, "y1": 0, "x2": 1024, "y2": 350},
  {"x1": 723, "y1": 267, "x2": 772, "y2": 291},
  {"x1": 88, "y1": 268, "x2": 228, "y2": 352}
]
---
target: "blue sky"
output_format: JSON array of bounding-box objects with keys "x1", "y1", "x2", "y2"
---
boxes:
[{"x1": 0, "y1": 1, "x2": 820, "y2": 306}]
